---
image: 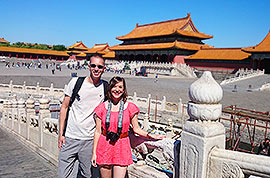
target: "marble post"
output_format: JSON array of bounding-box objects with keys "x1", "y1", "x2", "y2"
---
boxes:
[
  {"x1": 26, "y1": 96, "x2": 35, "y2": 140},
  {"x1": 17, "y1": 98, "x2": 26, "y2": 135},
  {"x1": 9, "y1": 80, "x2": 13, "y2": 93},
  {"x1": 133, "y1": 92, "x2": 137, "y2": 105},
  {"x1": 50, "y1": 83, "x2": 54, "y2": 96},
  {"x1": 38, "y1": 96, "x2": 50, "y2": 147},
  {"x1": 179, "y1": 71, "x2": 225, "y2": 178},
  {"x1": 23, "y1": 81, "x2": 26, "y2": 94},
  {"x1": 36, "y1": 82, "x2": 40, "y2": 94},
  {"x1": 161, "y1": 96, "x2": 166, "y2": 111},
  {"x1": 11, "y1": 95, "x2": 17, "y2": 130}
]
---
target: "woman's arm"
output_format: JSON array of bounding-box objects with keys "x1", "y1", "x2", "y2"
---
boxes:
[
  {"x1": 131, "y1": 114, "x2": 166, "y2": 140},
  {"x1": 91, "y1": 115, "x2": 102, "y2": 167}
]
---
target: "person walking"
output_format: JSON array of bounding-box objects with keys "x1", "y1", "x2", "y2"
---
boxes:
[
  {"x1": 91, "y1": 76, "x2": 165, "y2": 178},
  {"x1": 58, "y1": 55, "x2": 107, "y2": 178}
]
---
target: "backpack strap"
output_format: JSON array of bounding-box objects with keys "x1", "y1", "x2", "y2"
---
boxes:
[
  {"x1": 69, "y1": 77, "x2": 86, "y2": 107},
  {"x1": 63, "y1": 77, "x2": 86, "y2": 136},
  {"x1": 103, "y1": 80, "x2": 108, "y2": 102}
]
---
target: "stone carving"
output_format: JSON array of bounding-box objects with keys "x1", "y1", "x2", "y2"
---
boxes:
[
  {"x1": 222, "y1": 162, "x2": 244, "y2": 178},
  {"x1": 188, "y1": 71, "x2": 223, "y2": 121},
  {"x1": 181, "y1": 144, "x2": 199, "y2": 177},
  {"x1": 189, "y1": 71, "x2": 223, "y2": 104}
]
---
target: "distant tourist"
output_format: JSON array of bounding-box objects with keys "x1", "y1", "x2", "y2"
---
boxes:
[
  {"x1": 257, "y1": 138, "x2": 270, "y2": 156},
  {"x1": 91, "y1": 76, "x2": 165, "y2": 178},
  {"x1": 58, "y1": 55, "x2": 107, "y2": 178}
]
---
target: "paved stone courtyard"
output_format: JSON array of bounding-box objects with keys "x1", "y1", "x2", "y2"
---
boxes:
[
  {"x1": 0, "y1": 125, "x2": 57, "y2": 178},
  {"x1": 0, "y1": 62, "x2": 270, "y2": 111}
]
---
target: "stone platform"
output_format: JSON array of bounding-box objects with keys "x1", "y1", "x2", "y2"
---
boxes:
[{"x1": 0, "y1": 125, "x2": 57, "y2": 178}]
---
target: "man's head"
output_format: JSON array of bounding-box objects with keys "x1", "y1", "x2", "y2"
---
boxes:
[{"x1": 89, "y1": 55, "x2": 105, "y2": 82}]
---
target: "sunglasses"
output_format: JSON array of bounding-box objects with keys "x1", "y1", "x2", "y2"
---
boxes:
[{"x1": 90, "y1": 64, "x2": 104, "y2": 69}]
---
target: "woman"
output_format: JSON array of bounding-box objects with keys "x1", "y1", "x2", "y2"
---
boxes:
[{"x1": 91, "y1": 76, "x2": 165, "y2": 178}]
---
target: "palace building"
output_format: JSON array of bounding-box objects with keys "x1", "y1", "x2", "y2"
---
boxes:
[
  {"x1": 185, "y1": 30, "x2": 270, "y2": 73},
  {"x1": 66, "y1": 42, "x2": 115, "y2": 60},
  {"x1": 110, "y1": 13, "x2": 213, "y2": 62},
  {"x1": 185, "y1": 48, "x2": 252, "y2": 72},
  {"x1": 242, "y1": 31, "x2": 270, "y2": 73},
  {"x1": 0, "y1": 46, "x2": 69, "y2": 60},
  {"x1": 0, "y1": 38, "x2": 10, "y2": 44}
]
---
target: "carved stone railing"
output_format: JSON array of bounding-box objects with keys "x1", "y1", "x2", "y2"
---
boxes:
[
  {"x1": 0, "y1": 80, "x2": 64, "y2": 97},
  {"x1": 220, "y1": 68, "x2": 265, "y2": 85},
  {"x1": 0, "y1": 96, "x2": 59, "y2": 165},
  {"x1": 107, "y1": 61, "x2": 196, "y2": 77},
  {"x1": 179, "y1": 71, "x2": 270, "y2": 178},
  {"x1": 260, "y1": 82, "x2": 270, "y2": 91}
]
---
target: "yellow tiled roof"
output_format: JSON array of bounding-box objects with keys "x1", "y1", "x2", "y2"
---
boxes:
[
  {"x1": 110, "y1": 41, "x2": 210, "y2": 51},
  {"x1": 116, "y1": 14, "x2": 212, "y2": 40},
  {"x1": 0, "y1": 38, "x2": 10, "y2": 43},
  {"x1": 85, "y1": 43, "x2": 109, "y2": 54},
  {"x1": 0, "y1": 46, "x2": 69, "y2": 56},
  {"x1": 67, "y1": 41, "x2": 88, "y2": 50},
  {"x1": 242, "y1": 31, "x2": 270, "y2": 52},
  {"x1": 186, "y1": 48, "x2": 251, "y2": 60},
  {"x1": 102, "y1": 51, "x2": 115, "y2": 58}
]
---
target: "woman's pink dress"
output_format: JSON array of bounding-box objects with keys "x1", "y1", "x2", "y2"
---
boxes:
[{"x1": 94, "y1": 102, "x2": 140, "y2": 166}]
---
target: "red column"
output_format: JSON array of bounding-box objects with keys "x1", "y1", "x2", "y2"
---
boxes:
[{"x1": 9, "y1": 54, "x2": 11, "y2": 58}]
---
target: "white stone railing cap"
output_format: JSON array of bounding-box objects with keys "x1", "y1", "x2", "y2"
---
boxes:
[
  {"x1": 26, "y1": 96, "x2": 35, "y2": 104},
  {"x1": 189, "y1": 71, "x2": 223, "y2": 104},
  {"x1": 18, "y1": 98, "x2": 25, "y2": 105},
  {"x1": 183, "y1": 121, "x2": 225, "y2": 137},
  {"x1": 39, "y1": 95, "x2": 50, "y2": 104}
]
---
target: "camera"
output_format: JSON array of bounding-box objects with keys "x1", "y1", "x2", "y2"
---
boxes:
[{"x1": 106, "y1": 131, "x2": 120, "y2": 144}]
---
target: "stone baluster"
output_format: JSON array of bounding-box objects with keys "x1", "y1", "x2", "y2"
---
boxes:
[
  {"x1": 167, "y1": 118, "x2": 173, "y2": 138},
  {"x1": 36, "y1": 82, "x2": 40, "y2": 94},
  {"x1": 26, "y1": 96, "x2": 35, "y2": 140},
  {"x1": 11, "y1": 94, "x2": 17, "y2": 130},
  {"x1": 161, "y1": 96, "x2": 166, "y2": 111},
  {"x1": 143, "y1": 113, "x2": 150, "y2": 131},
  {"x1": 133, "y1": 92, "x2": 137, "y2": 105},
  {"x1": 146, "y1": 94, "x2": 151, "y2": 116},
  {"x1": 17, "y1": 98, "x2": 26, "y2": 135},
  {"x1": 23, "y1": 81, "x2": 26, "y2": 94},
  {"x1": 177, "y1": 98, "x2": 182, "y2": 115},
  {"x1": 38, "y1": 96, "x2": 50, "y2": 147},
  {"x1": 179, "y1": 71, "x2": 225, "y2": 178},
  {"x1": 9, "y1": 80, "x2": 13, "y2": 93},
  {"x1": 6, "y1": 100, "x2": 12, "y2": 128},
  {"x1": 2, "y1": 100, "x2": 8, "y2": 126},
  {"x1": 50, "y1": 83, "x2": 54, "y2": 96}
]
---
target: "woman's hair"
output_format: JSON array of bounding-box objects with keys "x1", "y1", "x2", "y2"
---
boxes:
[{"x1": 107, "y1": 76, "x2": 128, "y2": 102}]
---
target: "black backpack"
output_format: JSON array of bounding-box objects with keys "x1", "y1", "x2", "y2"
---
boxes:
[{"x1": 62, "y1": 77, "x2": 108, "y2": 136}]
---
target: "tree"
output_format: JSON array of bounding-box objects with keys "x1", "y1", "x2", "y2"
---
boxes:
[{"x1": 52, "y1": 45, "x2": 66, "y2": 51}]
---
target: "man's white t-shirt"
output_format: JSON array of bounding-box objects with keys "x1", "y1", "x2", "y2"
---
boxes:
[{"x1": 64, "y1": 77, "x2": 105, "y2": 140}]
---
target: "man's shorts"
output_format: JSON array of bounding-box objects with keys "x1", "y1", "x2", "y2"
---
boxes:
[{"x1": 58, "y1": 137, "x2": 93, "y2": 178}]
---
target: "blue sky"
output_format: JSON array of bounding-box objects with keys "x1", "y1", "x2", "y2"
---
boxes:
[{"x1": 1, "y1": 0, "x2": 269, "y2": 48}]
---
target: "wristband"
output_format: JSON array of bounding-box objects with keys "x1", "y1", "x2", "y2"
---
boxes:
[{"x1": 147, "y1": 132, "x2": 151, "y2": 139}]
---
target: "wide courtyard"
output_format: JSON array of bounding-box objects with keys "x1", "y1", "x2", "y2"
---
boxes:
[{"x1": 0, "y1": 62, "x2": 270, "y2": 112}]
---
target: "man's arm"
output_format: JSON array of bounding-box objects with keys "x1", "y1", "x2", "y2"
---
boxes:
[{"x1": 58, "y1": 95, "x2": 71, "y2": 151}]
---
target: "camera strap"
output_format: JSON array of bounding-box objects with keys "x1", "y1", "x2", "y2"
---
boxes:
[{"x1": 105, "y1": 99, "x2": 124, "y2": 134}]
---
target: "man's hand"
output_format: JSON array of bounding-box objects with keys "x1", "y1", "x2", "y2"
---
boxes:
[
  {"x1": 58, "y1": 135, "x2": 65, "y2": 151},
  {"x1": 91, "y1": 154, "x2": 97, "y2": 167}
]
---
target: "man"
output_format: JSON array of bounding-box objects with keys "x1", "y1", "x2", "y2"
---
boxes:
[{"x1": 58, "y1": 55, "x2": 106, "y2": 178}]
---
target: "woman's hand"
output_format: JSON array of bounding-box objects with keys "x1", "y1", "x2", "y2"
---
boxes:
[
  {"x1": 91, "y1": 154, "x2": 97, "y2": 167},
  {"x1": 148, "y1": 133, "x2": 166, "y2": 140}
]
